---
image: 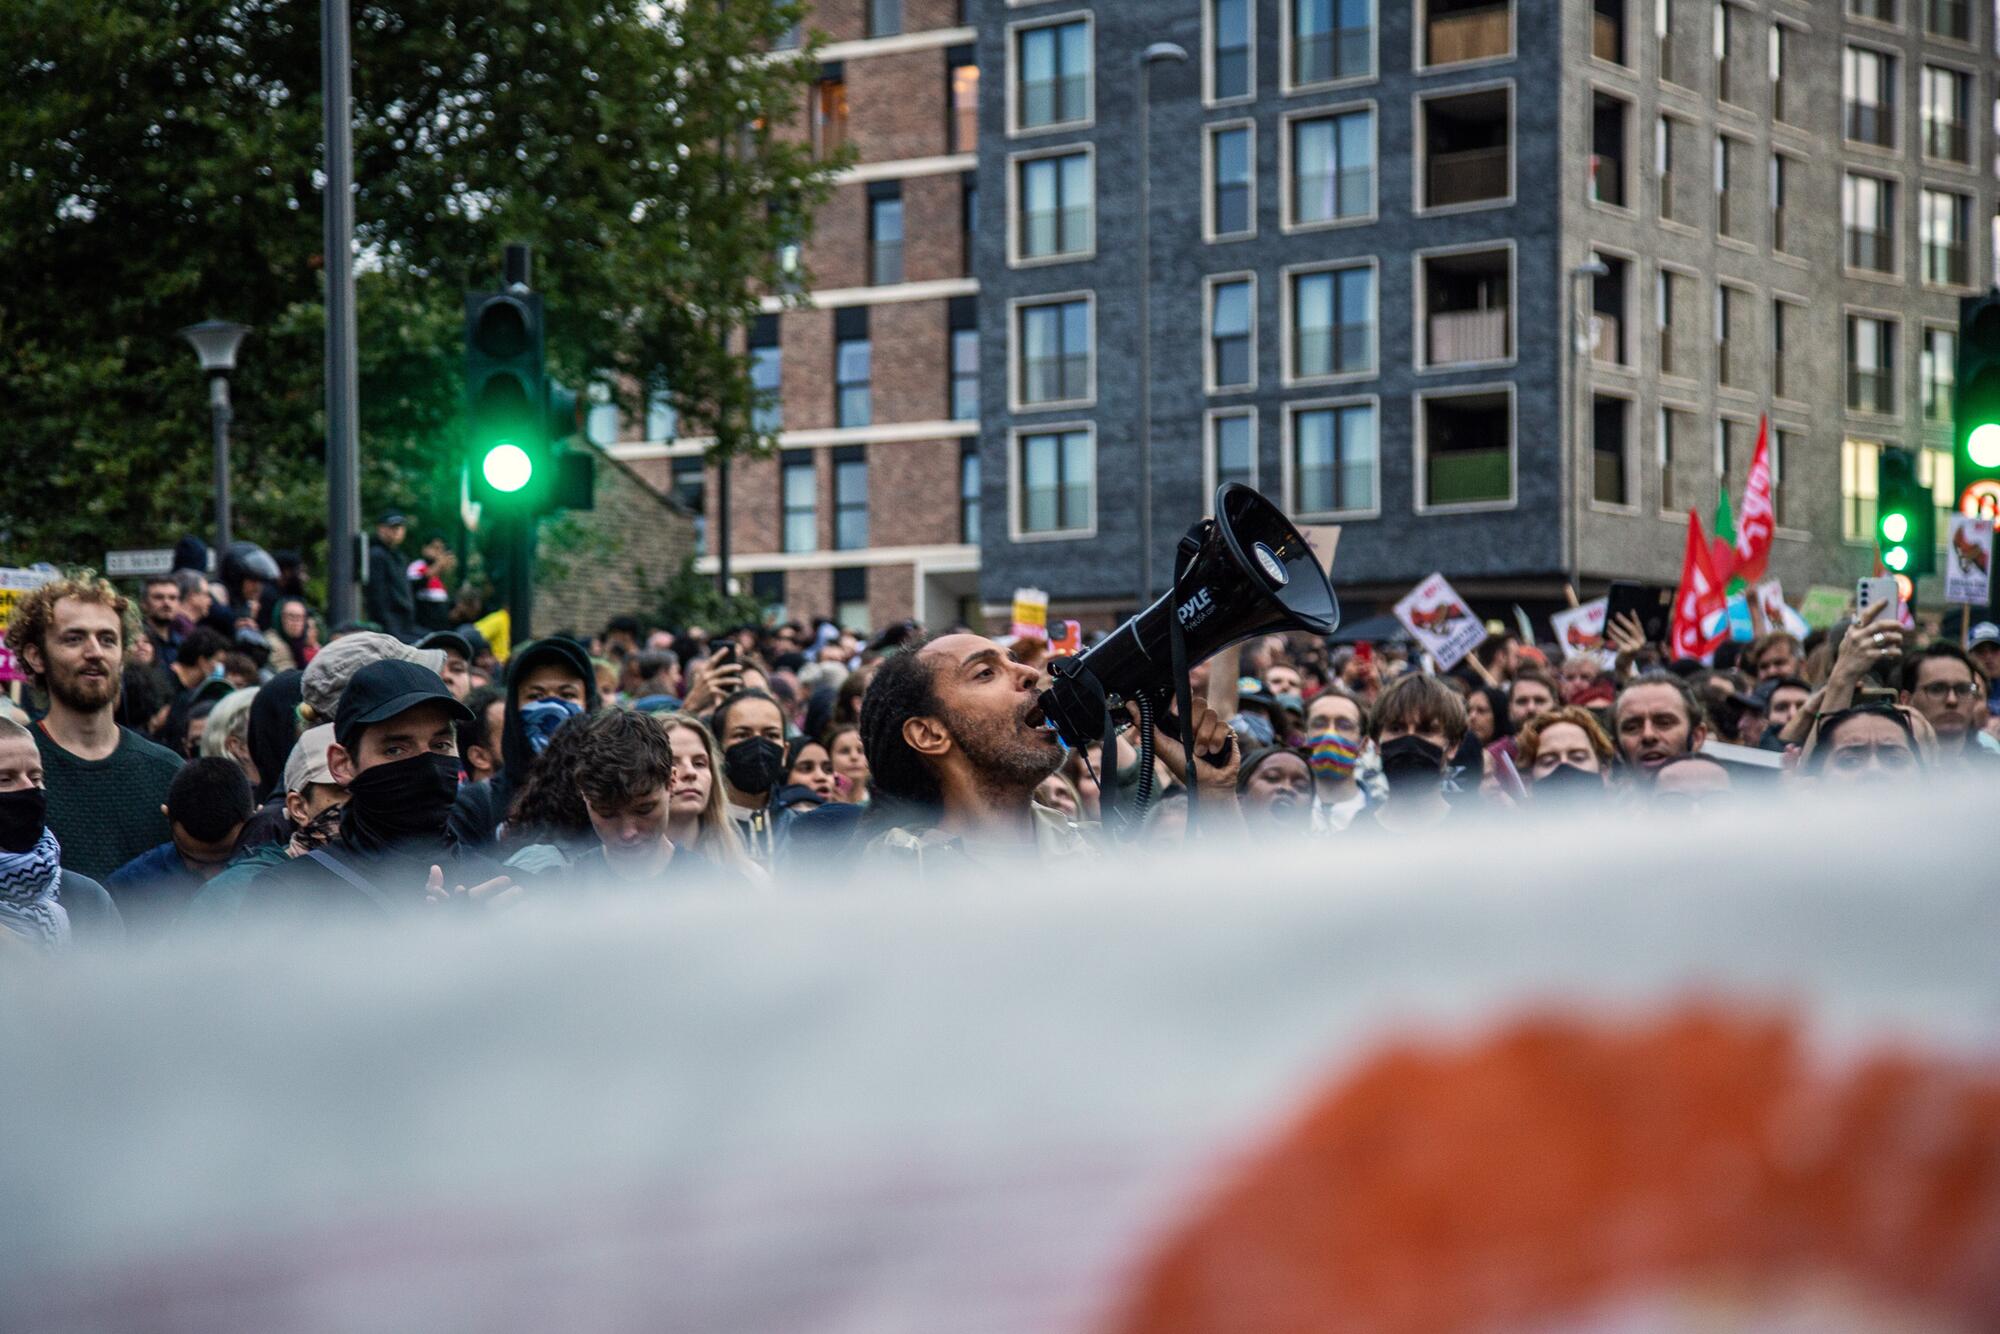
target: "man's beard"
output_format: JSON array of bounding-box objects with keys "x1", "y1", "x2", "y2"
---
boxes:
[
  {"x1": 48, "y1": 661, "x2": 119, "y2": 713},
  {"x1": 947, "y1": 711, "x2": 1063, "y2": 794}
]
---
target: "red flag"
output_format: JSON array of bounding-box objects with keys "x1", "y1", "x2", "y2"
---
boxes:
[
  {"x1": 1669, "y1": 510, "x2": 1728, "y2": 662},
  {"x1": 1733, "y1": 416, "x2": 1775, "y2": 585}
]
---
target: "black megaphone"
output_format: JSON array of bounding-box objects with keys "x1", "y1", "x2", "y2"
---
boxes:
[{"x1": 1037, "y1": 484, "x2": 1339, "y2": 747}]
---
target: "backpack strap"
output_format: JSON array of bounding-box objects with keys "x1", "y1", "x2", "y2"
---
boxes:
[{"x1": 305, "y1": 849, "x2": 398, "y2": 912}]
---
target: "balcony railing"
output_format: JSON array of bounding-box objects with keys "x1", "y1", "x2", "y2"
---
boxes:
[
  {"x1": 1925, "y1": 244, "x2": 1969, "y2": 287},
  {"x1": 1294, "y1": 324, "x2": 1372, "y2": 378},
  {"x1": 1426, "y1": 146, "x2": 1509, "y2": 207},
  {"x1": 1428, "y1": 447, "x2": 1510, "y2": 505},
  {"x1": 1022, "y1": 354, "x2": 1090, "y2": 404},
  {"x1": 1848, "y1": 369, "x2": 1893, "y2": 415},
  {"x1": 1426, "y1": 5, "x2": 1510, "y2": 66},
  {"x1": 870, "y1": 241, "x2": 903, "y2": 286},
  {"x1": 1845, "y1": 101, "x2": 1894, "y2": 148},
  {"x1": 1852, "y1": 0, "x2": 1895, "y2": 20},
  {"x1": 1427, "y1": 308, "x2": 1509, "y2": 364},
  {"x1": 1293, "y1": 28, "x2": 1372, "y2": 85},
  {"x1": 1925, "y1": 120, "x2": 1968, "y2": 162},
  {"x1": 1021, "y1": 206, "x2": 1091, "y2": 259},
  {"x1": 1847, "y1": 226, "x2": 1893, "y2": 272},
  {"x1": 1019, "y1": 74, "x2": 1087, "y2": 128}
]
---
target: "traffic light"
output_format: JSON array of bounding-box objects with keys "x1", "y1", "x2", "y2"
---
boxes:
[
  {"x1": 466, "y1": 288, "x2": 550, "y2": 512},
  {"x1": 1876, "y1": 445, "x2": 1936, "y2": 577},
  {"x1": 1953, "y1": 291, "x2": 2000, "y2": 510}
]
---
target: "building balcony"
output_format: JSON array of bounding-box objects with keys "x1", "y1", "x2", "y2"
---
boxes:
[
  {"x1": 1425, "y1": 4, "x2": 1510, "y2": 66},
  {"x1": 1429, "y1": 448, "x2": 1510, "y2": 506},
  {"x1": 1427, "y1": 308, "x2": 1509, "y2": 365},
  {"x1": 1426, "y1": 146, "x2": 1508, "y2": 208}
]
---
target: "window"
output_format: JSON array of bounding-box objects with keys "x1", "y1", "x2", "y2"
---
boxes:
[
  {"x1": 1714, "y1": 134, "x2": 1747, "y2": 240},
  {"x1": 1843, "y1": 47, "x2": 1895, "y2": 149},
  {"x1": 1713, "y1": 2, "x2": 1743, "y2": 106},
  {"x1": 1772, "y1": 427, "x2": 1798, "y2": 527},
  {"x1": 750, "y1": 571, "x2": 787, "y2": 624},
  {"x1": 868, "y1": 0, "x2": 900, "y2": 38},
  {"x1": 1210, "y1": 0, "x2": 1253, "y2": 100},
  {"x1": 1289, "y1": 264, "x2": 1375, "y2": 381},
  {"x1": 1592, "y1": 255, "x2": 1629, "y2": 367},
  {"x1": 646, "y1": 389, "x2": 677, "y2": 442},
  {"x1": 1842, "y1": 437, "x2": 1891, "y2": 541},
  {"x1": 836, "y1": 309, "x2": 871, "y2": 428},
  {"x1": 1209, "y1": 276, "x2": 1256, "y2": 391},
  {"x1": 1290, "y1": 0, "x2": 1372, "y2": 88},
  {"x1": 1593, "y1": 395, "x2": 1631, "y2": 505},
  {"x1": 1849, "y1": 0, "x2": 1895, "y2": 20},
  {"x1": 1847, "y1": 313, "x2": 1898, "y2": 415},
  {"x1": 1419, "y1": 87, "x2": 1510, "y2": 210},
  {"x1": 1923, "y1": 445, "x2": 1955, "y2": 538},
  {"x1": 1922, "y1": 66, "x2": 1971, "y2": 163},
  {"x1": 1770, "y1": 152, "x2": 1796, "y2": 255},
  {"x1": 1656, "y1": 114, "x2": 1687, "y2": 224},
  {"x1": 1594, "y1": 0, "x2": 1627, "y2": 64},
  {"x1": 1421, "y1": 389, "x2": 1513, "y2": 507},
  {"x1": 833, "y1": 447, "x2": 868, "y2": 551},
  {"x1": 1288, "y1": 108, "x2": 1373, "y2": 226},
  {"x1": 949, "y1": 298, "x2": 979, "y2": 422},
  {"x1": 1657, "y1": 0, "x2": 1693, "y2": 87},
  {"x1": 960, "y1": 443, "x2": 981, "y2": 544},
  {"x1": 1016, "y1": 296, "x2": 1092, "y2": 407},
  {"x1": 1423, "y1": 0, "x2": 1512, "y2": 68},
  {"x1": 781, "y1": 455, "x2": 817, "y2": 553},
  {"x1": 949, "y1": 50, "x2": 980, "y2": 153},
  {"x1": 1291, "y1": 401, "x2": 1376, "y2": 515},
  {"x1": 1591, "y1": 92, "x2": 1629, "y2": 207},
  {"x1": 1925, "y1": 0, "x2": 1971, "y2": 40},
  {"x1": 750, "y1": 316, "x2": 782, "y2": 435},
  {"x1": 585, "y1": 391, "x2": 620, "y2": 445},
  {"x1": 1016, "y1": 427, "x2": 1094, "y2": 535},
  {"x1": 1715, "y1": 283, "x2": 1747, "y2": 388},
  {"x1": 1843, "y1": 173, "x2": 1896, "y2": 273},
  {"x1": 1772, "y1": 298, "x2": 1801, "y2": 400},
  {"x1": 1208, "y1": 124, "x2": 1255, "y2": 237},
  {"x1": 813, "y1": 68, "x2": 848, "y2": 157},
  {"x1": 1659, "y1": 407, "x2": 1691, "y2": 512},
  {"x1": 1421, "y1": 246, "x2": 1512, "y2": 367},
  {"x1": 1210, "y1": 410, "x2": 1257, "y2": 494},
  {"x1": 1657, "y1": 267, "x2": 1694, "y2": 377},
  {"x1": 1922, "y1": 188, "x2": 1971, "y2": 287},
  {"x1": 1769, "y1": 24, "x2": 1797, "y2": 124},
  {"x1": 1923, "y1": 326, "x2": 1957, "y2": 422},
  {"x1": 1716, "y1": 418, "x2": 1753, "y2": 491},
  {"x1": 1015, "y1": 19, "x2": 1091, "y2": 132},
  {"x1": 671, "y1": 456, "x2": 706, "y2": 555},
  {"x1": 868, "y1": 184, "x2": 904, "y2": 285},
  {"x1": 833, "y1": 568, "x2": 868, "y2": 633},
  {"x1": 1015, "y1": 150, "x2": 1092, "y2": 261},
  {"x1": 961, "y1": 172, "x2": 978, "y2": 277}
]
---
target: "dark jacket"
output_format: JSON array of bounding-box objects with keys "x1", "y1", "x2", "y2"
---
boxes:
[
  {"x1": 58, "y1": 869, "x2": 124, "y2": 945},
  {"x1": 447, "y1": 638, "x2": 600, "y2": 849},
  {"x1": 251, "y1": 823, "x2": 506, "y2": 915},
  {"x1": 363, "y1": 537, "x2": 418, "y2": 641},
  {"x1": 246, "y1": 670, "x2": 305, "y2": 805},
  {"x1": 103, "y1": 842, "x2": 203, "y2": 939}
]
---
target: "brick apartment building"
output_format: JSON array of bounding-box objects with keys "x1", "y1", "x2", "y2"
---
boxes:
[{"x1": 603, "y1": 0, "x2": 986, "y2": 633}]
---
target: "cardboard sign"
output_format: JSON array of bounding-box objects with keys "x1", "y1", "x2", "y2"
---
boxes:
[
  {"x1": 1393, "y1": 573, "x2": 1486, "y2": 671},
  {"x1": 1799, "y1": 585, "x2": 1850, "y2": 631},
  {"x1": 0, "y1": 568, "x2": 53, "y2": 683},
  {"x1": 1009, "y1": 588, "x2": 1049, "y2": 642},
  {"x1": 1946, "y1": 514, "x2": 1995, "y2": 606},
  {"x1": 1297, "y1": 525, "x2": 1342, "y2": 577},
  {"x1": 1549, "y1": 598, "x2": 1614, "y2": 668},
  {"x1": 1751, "y1": 580, "x2": 1810, "y2": 639}
]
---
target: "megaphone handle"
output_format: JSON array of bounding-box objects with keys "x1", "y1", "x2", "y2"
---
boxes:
[{"x1": 1170, "y1": 527, "x2": 1205, "y2": 830}]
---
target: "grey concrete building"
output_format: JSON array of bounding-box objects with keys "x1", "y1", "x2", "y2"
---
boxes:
[{"x1": 975, "y1": 0, "x2": 2000, "y2": 624}]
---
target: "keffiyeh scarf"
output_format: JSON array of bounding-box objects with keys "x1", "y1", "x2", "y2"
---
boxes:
[{"x1": 0, "y1": 827, "x2": 70, "y2": 949}]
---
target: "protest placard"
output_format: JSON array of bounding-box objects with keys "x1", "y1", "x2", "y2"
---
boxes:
[
  {"x1": 0, "y1": 568, "x2": 53, "y2": 683},
  {"x1": 1799, "y1": 585, "x2": 1850, "y2": 630},
  {"x1": 1549, "y1": 598, "x2": 1614, "y2": 667},
  {"x1": 1751, "y1": 579, "x2": 1809, "y2": 638},
  {"x1": 1008, "y1": 588, "x2": 1049, "y2": 642},
  {"x1": 1298, "y1": 525, "x2": 1341, "y2": 577},
  {"x1": 1393, "y1": 573, "x2": 1486, "y2": 671},
  {"x1": 1945, "y1": 514, "x2": 1994, "y2": 607}
]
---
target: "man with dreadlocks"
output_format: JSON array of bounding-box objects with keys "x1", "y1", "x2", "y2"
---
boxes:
[{"x1": 857, "y1": 633, "x2": 1240, "y2": 867}]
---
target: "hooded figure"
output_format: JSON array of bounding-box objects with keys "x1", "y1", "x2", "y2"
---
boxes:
[
  {"x1": 235, "y1": 670, "x2": 307, "y2": 849},
  {"x1": 447, "y1": 638, "x2": 600, "y2": 849}
]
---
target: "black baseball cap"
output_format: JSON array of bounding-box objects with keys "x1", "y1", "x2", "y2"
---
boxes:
[
  {"x1": 417, "y1": 629, "x2": 473, "y2": 662},
  {"x1": 334, "y1": 659, "x2": 473, "y2": 750},
  {"x1": 378, "y1": 510, "x2": 410, "y2": 527}
]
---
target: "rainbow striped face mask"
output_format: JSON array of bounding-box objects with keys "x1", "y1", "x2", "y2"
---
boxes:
[{"x1": 1306, "y1": 731, "x2": 1362, "y2": 780}]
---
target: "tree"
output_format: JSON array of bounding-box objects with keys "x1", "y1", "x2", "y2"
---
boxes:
[{"x1": 0, "y1": 0, "x2": 835, "y2": 581}]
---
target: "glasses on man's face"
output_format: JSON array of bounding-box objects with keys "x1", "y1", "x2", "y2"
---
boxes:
[{"x1": 1916, "y1": 679, "x2": 1979, "y2": 702}]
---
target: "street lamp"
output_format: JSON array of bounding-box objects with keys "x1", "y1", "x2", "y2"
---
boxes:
[
  {"x1": 1137, "y1": 40, "x2": 1188, "y2": 605},
  {"x1": 1564, "y1": 259, "x2": 1609, "y2": 595},
  {"x1": 179, "y1": 319, "x2": 252, "y2": 557}
]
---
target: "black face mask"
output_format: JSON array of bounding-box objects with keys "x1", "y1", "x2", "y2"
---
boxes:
[
  {"x1": 1533, "y1": 762, "x2": 1603, "y2": 796},
  {"x1": 722, "y1": 737, "x2": 786, "y2": 798},
  {"x1": 342, "y1": 753, "x2": 460, "y2": 851},
  {"x1": 1378, "y1": 735, "x2": 1446, "y2": 795},
  {"x1": 0, "y1": 788, "x2": 47, "y2": 854}
]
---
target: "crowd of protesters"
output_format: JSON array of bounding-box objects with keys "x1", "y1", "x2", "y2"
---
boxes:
[{"x1": 1, "y1": 516, "x2": 1991, "y2": 951}]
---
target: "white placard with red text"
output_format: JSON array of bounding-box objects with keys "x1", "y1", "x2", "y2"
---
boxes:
[
  {"x1": 1393, "y1": 573, "x2": 1486, "y2": 671},
  {"x1": 1945, "y1": 515, "x2": 1994, "y2": 606},
  {"x1": 1549, "y1": 599, "x2": 1614, "y2": 668}
]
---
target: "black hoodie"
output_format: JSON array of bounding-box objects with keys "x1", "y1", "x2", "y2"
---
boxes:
[
  {"x1": 447, "y1": 638, "x2": 599, "y2": 849},
  {"x1": 234, "y1": 670, "x2": 308, "y2": 849}
]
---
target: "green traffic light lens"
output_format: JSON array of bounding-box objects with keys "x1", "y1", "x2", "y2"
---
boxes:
[
  {"x1": 1884, "y1": 545, "x2": 1911, "y2": 572},
  {"x1": 1881, "y1": 512, "x2": 1910, "y2": 543},
  {"x1": 482, "y1": 442, "x2": 534, "y2": 493},
  {"x1": 1969, "y1": 423, "x2": 2000, "y2": 470}
]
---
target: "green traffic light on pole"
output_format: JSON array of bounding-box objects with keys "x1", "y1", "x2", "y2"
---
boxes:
[
  {"x1": 1968, "y1": 422, "x2": 2000, "y2": 470},
  {"x1": 1881, "y1": 512, "x2": 1909, "y2": 543},
  {"x1": 482, "y1": 442, "x2": 534, "y2": 494},
  {"x1": 1883, "y1": 544, "x2": 1910, "y2": 572}
]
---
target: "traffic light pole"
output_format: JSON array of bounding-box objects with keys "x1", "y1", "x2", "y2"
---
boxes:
[
  {"x1": 504, "y1": 513, "x2": 536, "y2": 643},
  {"x1": 321, "y1": 0, "x2": 361, "y2": 625}
]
